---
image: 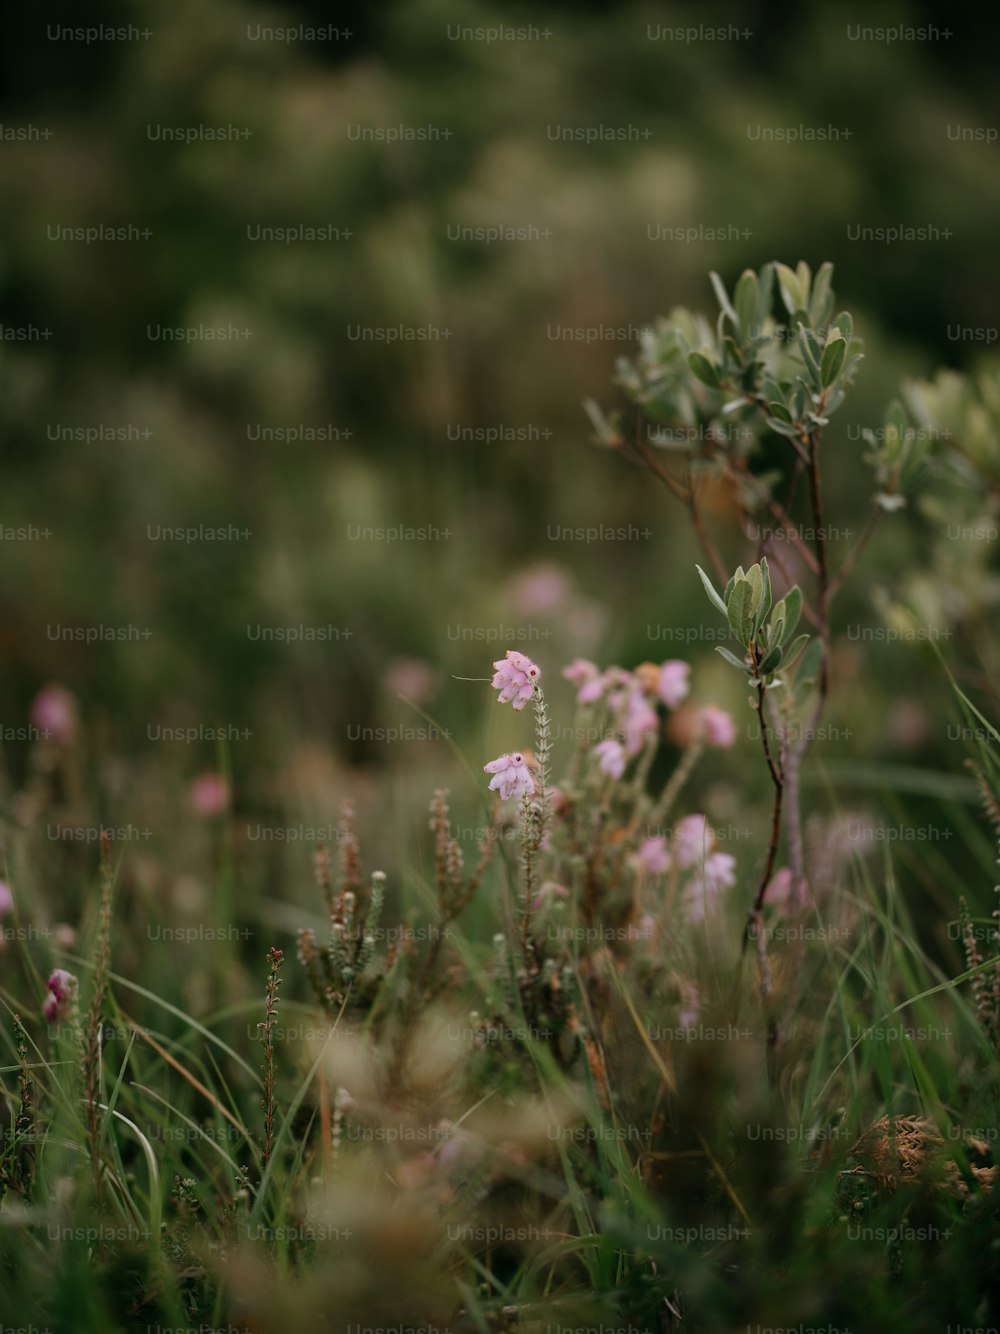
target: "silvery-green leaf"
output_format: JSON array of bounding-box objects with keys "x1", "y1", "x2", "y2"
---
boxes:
[
  {"x1": 758, "y1": 644, "x2": 783, "y2": 676},
  {"x1": 809, "y1": 261, "x2": 834, "y2": 327},
  {"x1": 821, "y1": 335, "x2": 847, "y2": 387},
  {"x1": 734, "y1": 269, "x2": 759, "y2": 340},
  {"x1": 716, "y1": 645, "x2": 749, "y2": 672},
  {"x1": 688, "y1": 352, "x2": 721, "y2": 389},
  {"x1": 794, "y1": 637, "x2": 824, "y2": 685},
  {"x1": 754, "y1": 556, "x2": 773, "y2": 634},
  {"x1": 695, "y1": 564, "x2": 728, "y2": 616},
  {"x1": 779, "y1": 586, "x2": 802, "y2": 642},
  {"x1": 710, "y1": 271, "x2": 738, "y2": 325},
  {"x1": 775, "y1": 263, "x2": 805, "y2": 316},
  {"x1": 783, "y1": 633, "x2": 811, "y2": 672},
  {"x1": 727, "y1": 579, "x2": 754, "y2": 646}
]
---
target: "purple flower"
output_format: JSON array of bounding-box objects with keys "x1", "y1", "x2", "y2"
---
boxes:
[
  {"x1": 43, "y1": 968, "x2": 77, "y2": 1025},
  {"x1": 0, "y1": 881, "x2": 12, "y2": 918},
  {"x1": 484, "y1": 752, "x2": 535, "y2": 801},
  {"x1": 635, "y1": 836, "x2": 670, "y2": 875},
  {"x1": 491, "y1": 650, "x2": 541, "y2": 710},
  {"x1": 594, "y1": 738, "x2": 626, "y2": 779},
  {"x1": 658, "y1": 660, "x2": 690, "y2": 710}
]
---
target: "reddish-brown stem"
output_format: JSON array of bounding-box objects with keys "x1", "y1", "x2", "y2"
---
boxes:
[{"x1": 743, "y1": 664, "x2": 784, "y2": 954}]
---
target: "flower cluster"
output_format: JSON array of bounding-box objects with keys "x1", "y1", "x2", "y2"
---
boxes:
[
  {"x1": 482, "y1": 646, "x2": 740, "y2": 963},
  {"x1": 634, "y1": 815, "x2": 737, "y2": 921},
  {"x1": 491, "y1": 650, "x2": 541, "y2": 711},
  {"x1": 675, "y1": 816, "x2": 737, "y2": 922},
  {"x1": 484, "y1": 651, "x2": 544, "y2": 801},
  {"x1": 484, "y1": 752, "x2": 535, "y2": 801}
]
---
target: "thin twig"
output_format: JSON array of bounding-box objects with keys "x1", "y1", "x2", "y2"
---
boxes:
[{"x1": 828, "y1": 506, "x2": 881, "y2": 600}]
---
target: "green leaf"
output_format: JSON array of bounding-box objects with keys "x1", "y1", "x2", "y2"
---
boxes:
[
  {"x1": 833, "y1": 311, "x2": 853, "y2": 341},
  {"x1": 783, "y1": 634, "x2": 811, "y2": 672},
  {"x1": 774, "y1": 263, "x2": 805, "y2": 316},
  {"x1": 797, "y1": 324, "x2": 823, "y2": 387},
  {"x1": 753, "y1": 557, "x2": 773, "y2": 634},
  {"x1": 695, "y1": 564, "x2": 728, "y2": 617},
  {"x1": 716, "y1": 645, "x2": 749, "y2": 672},
  {"x1": 796, "y1": 260, "x2": 812, "y2": 303},
  {"x1": 821, "y1": 335, "x2": 847, "y2": 387},
  {"x1": 757, "y1": 263, "x2": 775, "y2": 322},
  {"x1": 709, "y1": 270, "x2": 738, "y2": 325},
  {"x1": 724, "y1": 566, "x2": 745, "y2": 605},
  {"x1": 734, "y1": 269, "x2": 759, "y2": 339},
  {"x1": 688, "y1": 352, "x2": 721, "y2": 389},
  {"x1": 768, "y1": 401, "x2": 792, "y2": 423},
  {"x1": 746, "y1": 562, "x2": 764, "y2": 613},
  {"x1": 766, "y1": 417, "x2": 800, "y2": 438},
  {"x1": 758, "y1": 644, "x2": 783, "y2": 676},
  {"x1": 778, "y1": 586, "x2": 802, "y2": 643},
  {"x1": 727, "y1": 579, "x2": 754, "y2": 646},
  {"x1": 809, "y1": 261, "x2": 834, "y2": 327}
]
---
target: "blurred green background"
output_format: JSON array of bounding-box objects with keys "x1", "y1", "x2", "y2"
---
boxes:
[{"x1": 1, "y1": 0, "x2": 999, "y2": 972}]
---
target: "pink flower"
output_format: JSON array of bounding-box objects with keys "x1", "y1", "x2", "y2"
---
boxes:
[
  {"x1": 43, "y1": 968, "x2": 77, "y2": 1024},
  {"x1": 626, "y1": 700, "x2": 659, "y2": 749},
  {"x1": 764, "y1": 867, "x2": 793, "y2": 906},
  {"x1": 684, "y1": 852, "x2": 737, "y2": 923},
  {"x1": 635, "y1": 836, "x2": 670, "y2": 875},
  {"x1": 0, "y1": 881, "x2": 12, "y2": 917},
  {"x1": 583, "y1": 665, "x2": 633, "y2": 707},
  {"x1": 484, "y1": 752, "x2": 535, "y2": 801},
  {"x1": 698, "y1": 706, "x2": 736, "y2": 749},
  {"x1": 764, "y1": 867, "x2": 812, "y2": 915},
  {"x1": 685, "y1": 852, "x2": 737, "y2": 922},
  {"x1": 189, "y1": 772, "x2": 230, "y2": 817},
  {"x1": 701, "y1": 851, "x2": 736, "y2": 893},
  {"x1": 562, "y1": 658, "x2": 600, "y2": 700},
  {"x1": 594, "y1": 738, "x2": 626, "y2": 779},
  {"x1": 491, "y1": 650, "x2": 541, "y2": 710},
  {"x1": 30, "y1": 684, "x2": 77, "y2": 745},
  {"x1": 673, "y1": 814, "x2": 713, "y2": 869},
  {"x1": 578, "y1": 675, "x2": 607, "y2": 704},
  {"x1": 658, "y1": 660, "x2": 690, "y2": 710}
]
